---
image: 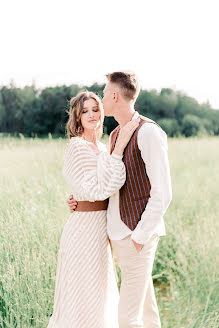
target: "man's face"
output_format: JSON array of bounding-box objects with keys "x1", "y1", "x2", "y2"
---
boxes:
[{"x1": 102, "y1": 82, "x2": 116, "y2": 117}]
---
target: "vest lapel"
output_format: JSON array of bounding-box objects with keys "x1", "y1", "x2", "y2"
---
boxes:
[{"x1": 110, "y1": 126, "x2": 120, "y2": 154}]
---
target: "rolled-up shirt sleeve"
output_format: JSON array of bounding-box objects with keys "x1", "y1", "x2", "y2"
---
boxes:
[{"x1": 131, "y1": 124, "x2": 172, "y2": 244}]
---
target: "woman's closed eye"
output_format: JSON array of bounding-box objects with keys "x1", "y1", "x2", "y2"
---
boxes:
[{"x1": 82, "y1": 107, "x2": 99, "y2": 114}]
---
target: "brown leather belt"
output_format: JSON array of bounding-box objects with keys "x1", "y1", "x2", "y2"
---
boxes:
[{"x1": 75, "y1": 200, "x2": 108, "y2": 212}]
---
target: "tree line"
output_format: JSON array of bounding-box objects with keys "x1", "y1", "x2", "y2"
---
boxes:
[{"x1": 0, "y1": 82, "x2": 219, "y2": 137}]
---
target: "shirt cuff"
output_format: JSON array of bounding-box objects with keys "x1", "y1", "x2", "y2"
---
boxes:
[
  {"x1": 111, "y1": 152, "x2": 123, "y2": 161},
  {"x1": 131, "y1": 228, "x2": 155, "y2": 245}
]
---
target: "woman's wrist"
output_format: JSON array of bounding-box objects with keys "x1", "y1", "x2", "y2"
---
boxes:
[{"x1": 111, "y1": 152, "x2": 123, "y2": 160}]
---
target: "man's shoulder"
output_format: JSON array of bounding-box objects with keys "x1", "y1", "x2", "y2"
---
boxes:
[
  {"x1": 138, "y1": 115, "x2": 165, "y2": 134},
  {"x1": 138, "y1": 116, "x2": 166, "y2": 139},
  {"x1": 139, "y1": 115, "x2": 160, "y2": 127}
]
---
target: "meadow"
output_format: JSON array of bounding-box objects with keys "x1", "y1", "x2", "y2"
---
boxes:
[{"x1": 0, "y1": 135, "x2": 218, "y2": 328}]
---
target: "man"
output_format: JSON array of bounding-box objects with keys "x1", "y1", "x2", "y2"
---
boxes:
[{"x1": 68, "y1": 71, "x2": 172, "y2": 328}]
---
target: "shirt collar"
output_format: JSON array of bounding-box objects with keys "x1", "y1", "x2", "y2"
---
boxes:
[
  {"x1": 118, "y1": 111, "x2": 140, "y2": 131},
  {"x1": 131, "y1": 111, "x2": 140, "y2": 120}
]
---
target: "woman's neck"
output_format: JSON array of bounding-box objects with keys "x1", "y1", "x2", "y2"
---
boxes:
[{"x1": 81, "y1": 130, "x2": 97, "y2": 144}]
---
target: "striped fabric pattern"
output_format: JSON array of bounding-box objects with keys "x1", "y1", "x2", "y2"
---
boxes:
[
  {"x1": 110, "y1": 116, "x2": 161, "y2": 231},
  {"x1": 62, "y1": 137, "x2": 126, "y2": 202},
  {"x1": 47, "y1": 137, "x2": 126, "y2": 328}
]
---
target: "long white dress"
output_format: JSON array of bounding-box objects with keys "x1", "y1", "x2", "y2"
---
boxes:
[{"x1": 47, "y1": 137, "x2": 126, "y2": 328}]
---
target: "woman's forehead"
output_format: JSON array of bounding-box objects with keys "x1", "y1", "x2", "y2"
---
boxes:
[{"x1": 83, "y1": 98, "x2": 98, "y2": 107}]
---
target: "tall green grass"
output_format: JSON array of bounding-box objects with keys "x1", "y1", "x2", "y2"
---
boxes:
[{"x1": 0, "y1": 136, "x2": 218, "y2": 328}]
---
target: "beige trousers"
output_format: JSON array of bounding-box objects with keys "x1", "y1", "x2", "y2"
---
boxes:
[{"x1": 111, "y1": 234, "x2": 161, "y2": 328}]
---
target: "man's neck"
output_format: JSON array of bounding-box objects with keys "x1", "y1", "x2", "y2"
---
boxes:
[{"x1": 114, "y1": 107, "x2": 136, "y2": 127}]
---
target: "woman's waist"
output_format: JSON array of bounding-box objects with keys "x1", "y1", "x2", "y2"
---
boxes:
[{"x1": 75, "y1": 199, "x2": 108, "y2": 212}]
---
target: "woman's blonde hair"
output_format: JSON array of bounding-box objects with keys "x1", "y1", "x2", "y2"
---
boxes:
[{"x1": 66, "y1": 91, "x2": 104, "y2": 139}]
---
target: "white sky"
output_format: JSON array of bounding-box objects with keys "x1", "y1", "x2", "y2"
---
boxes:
[{"x1": 1, "y1": 0, "x2": 219, "y2": 108}]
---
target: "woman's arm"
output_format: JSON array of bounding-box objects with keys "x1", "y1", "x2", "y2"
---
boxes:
[{"x1": 62, "y1": 138, "x2": 126, "y2": 201}]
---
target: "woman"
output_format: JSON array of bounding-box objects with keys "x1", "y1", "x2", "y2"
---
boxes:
[{"x1": 47, "y1": 91, "x2": 139, "y2": 328}]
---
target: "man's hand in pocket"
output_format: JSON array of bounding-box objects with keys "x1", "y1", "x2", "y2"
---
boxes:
[{"x1": 132, "y1": 239, "x2": 144, "y2": 252}]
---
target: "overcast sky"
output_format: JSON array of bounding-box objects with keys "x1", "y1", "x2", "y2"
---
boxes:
[{"x1": 1, "y1": 0, "x2": 219, "y2": 108}]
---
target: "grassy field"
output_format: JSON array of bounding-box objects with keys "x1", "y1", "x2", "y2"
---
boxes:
[{"x1": 0, "y1": 135, "x2": 219, "y2": 328}]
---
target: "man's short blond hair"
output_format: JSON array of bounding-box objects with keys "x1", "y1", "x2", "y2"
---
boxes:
[{"x1": 105, "y1": 71, "x2": 140, "y2": 101}]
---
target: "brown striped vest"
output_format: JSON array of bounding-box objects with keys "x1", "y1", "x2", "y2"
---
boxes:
[{"x1": 110, "y1": 115, "x2": 161, "y2": 231}]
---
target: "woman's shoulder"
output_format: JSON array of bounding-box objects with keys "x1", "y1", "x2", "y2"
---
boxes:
[
  {"x1": 67, "y1": 136, "x2": 88, "y2": 147},
  {"x1": 65, "y1": 137, "x2": 90, "y2": 156},
  {"x1": 66, "y1": 137, "x2": 108, "y2": 156}
]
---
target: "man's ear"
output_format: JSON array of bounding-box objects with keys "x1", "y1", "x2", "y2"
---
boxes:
[{"x1": 113, "y1": 92, "x2": 119, "y2": 103}]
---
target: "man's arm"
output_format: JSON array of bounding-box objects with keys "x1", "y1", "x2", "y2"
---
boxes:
[
  {"x1": 131, "y1": 123, "x2": 172, "y2": 245},
  {"x1": 67, "y1": 195, "x2": 78, "y2": 212}
]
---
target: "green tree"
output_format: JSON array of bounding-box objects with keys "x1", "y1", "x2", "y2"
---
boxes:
[
  {"x1": 157, "y1": 118, "x2": 180, "y2": 137},
  {"x1": 181, "y1": 114, "x2": 206, "y2": 137},
  {"x1": 0, "y1": 90, "x2": 6, "y2": 132},
  {"x1": 1, "y1": 82, "x2": 219, "y2": 137}
]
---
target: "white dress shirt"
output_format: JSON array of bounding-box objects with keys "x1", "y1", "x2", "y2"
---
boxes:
[{"x1": 107, "y1": 111, "x2": 172, "y2": 245}]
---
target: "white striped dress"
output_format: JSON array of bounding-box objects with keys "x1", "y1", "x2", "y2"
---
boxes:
[{"x1": 47, "y1": 137, "x2": 126, "y2": 328}]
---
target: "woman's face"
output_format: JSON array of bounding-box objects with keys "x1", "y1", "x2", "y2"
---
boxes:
[{"x1": 80, "y1": 98, "x2": 101, "y2": 132}]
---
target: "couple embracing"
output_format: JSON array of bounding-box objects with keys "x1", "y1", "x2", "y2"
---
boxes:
[{"x1": 47, "y1": 71, "x2": 172, "y2": 328}]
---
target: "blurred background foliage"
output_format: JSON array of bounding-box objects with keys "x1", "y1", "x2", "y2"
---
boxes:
[{"x1": 1, "y1": 82, "x2": 219, "y2": 138}]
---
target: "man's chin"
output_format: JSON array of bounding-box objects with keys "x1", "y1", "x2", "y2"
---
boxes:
[{"x1": 104, "y1": 111, "x2": 113, "y2": 117}]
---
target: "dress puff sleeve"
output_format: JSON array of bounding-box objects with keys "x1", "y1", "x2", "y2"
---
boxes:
[{"x1": 62, "y1": 137, "x2": 126, "y2": 201}]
